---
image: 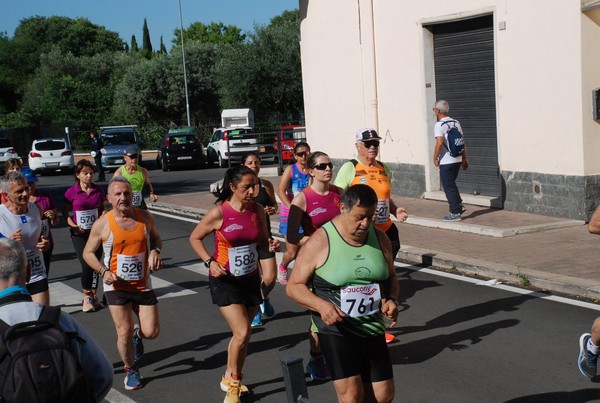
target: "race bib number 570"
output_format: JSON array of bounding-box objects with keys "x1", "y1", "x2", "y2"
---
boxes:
[{"x1": 340, "y1": 283, "x2": 381, "y2": 317}]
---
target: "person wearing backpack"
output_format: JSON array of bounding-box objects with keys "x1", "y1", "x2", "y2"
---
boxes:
[
  {"x1": 0, "y1": 238, "x2": 113, "y2": 403},
  {"x1": 433, "y1": 100, "x2": 469, "y2": 221}
]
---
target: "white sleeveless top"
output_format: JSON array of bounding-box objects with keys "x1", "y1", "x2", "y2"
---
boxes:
[{"x1": 0, "y1": 203, "x2": 46, "y2": 284}]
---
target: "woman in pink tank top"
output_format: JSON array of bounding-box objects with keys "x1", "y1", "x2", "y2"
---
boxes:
[
  {"x1": 286, "y1": 151, "x2": 341, "y2": 382},
  {"x1": 189, "y1": 166, "x2": 280, "y2": 400}
]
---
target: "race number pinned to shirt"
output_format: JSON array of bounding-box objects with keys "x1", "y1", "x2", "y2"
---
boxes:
[
  {"x1": 117, "y1": 252, "x2": 145, "y2": 281},
  {"x1": 77, "y1": 209, "x2": 98, "y2": 230},
  {"x1": 340, "y1": 283, "x2": 381, "y2": 317},
  {"x1": 132, "y1": 191, "x2": 143, "y2": 207},
  {"x1": 228, "y1": 243, "x2": 258, "y2": 277},
  {"x1": 375, "y1": 199, "x2": 390, "y2": 225},
  {"x1": 40, "y1": 218, "x2": 50, "y2": 238},
  {"x1": 26, "y1": 249, "x2": 46, "y2": 281}
]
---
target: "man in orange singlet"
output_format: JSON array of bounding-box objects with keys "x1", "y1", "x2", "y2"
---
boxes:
[{"x1": 83, "y1": 177, "x2": 163, "y2": 391}]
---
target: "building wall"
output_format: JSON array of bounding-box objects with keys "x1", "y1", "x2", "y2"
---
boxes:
[{"x1": 299, "y1": 0, "x2": 600, "y2": 219}]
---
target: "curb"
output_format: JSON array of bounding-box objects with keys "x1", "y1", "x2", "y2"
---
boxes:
[{"x1": 148, "y1": 201, "x2": 600, "y2": 302}]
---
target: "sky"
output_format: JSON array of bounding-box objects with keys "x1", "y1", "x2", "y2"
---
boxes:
[{"x1": 0, "y1": 0, "x2": 299, "y2": 50}]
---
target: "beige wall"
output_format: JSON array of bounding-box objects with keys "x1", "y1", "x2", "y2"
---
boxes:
[{"x1": 300, "y1": 0, "x2": 600, "y2": 183}]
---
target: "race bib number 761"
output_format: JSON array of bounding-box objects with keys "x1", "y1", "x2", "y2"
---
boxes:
[{"x1": 340, "y1": 283, "x2": 381, "y2": 317}]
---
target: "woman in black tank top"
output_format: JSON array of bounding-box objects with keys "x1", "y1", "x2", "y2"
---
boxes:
[{"x1": 241, "y1": 152, "x2": 278, "y2": 328}]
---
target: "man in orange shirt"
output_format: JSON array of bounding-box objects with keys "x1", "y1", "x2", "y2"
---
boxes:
[{"x1": 83, "y1": 177, "x2": 163, "y2": 391}]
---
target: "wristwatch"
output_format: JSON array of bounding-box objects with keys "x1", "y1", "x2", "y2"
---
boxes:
[{"x1": 204, "y1": 258, "x2": 213, "y2": 268}]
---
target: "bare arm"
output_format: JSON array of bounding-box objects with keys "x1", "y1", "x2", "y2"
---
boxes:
[
  {"x1": 375, "y1": 228, "x2": 399, "y2": 326},
  {"x1": 82, "y1": 215, "x2": 117, "y2": 285},
  {"x1": 287, "y1": 228, "x2": 346, "y2": 326},
  {"x1": 389, "y1": 199, "x2": 408, "y2": 222},
  {"x1": 277, "y1": 165, "x2": 293, "y2": 208},
  {"x1": 112, "y1": 166, "x2": 123, "y2": 178},
  {"x1": 141, "y1": 210, "x2": 162, "y2": 271},
  {"x1": 433, "y1": 136, "x2": 444, "y2": 167},
  {"x1": 142, "y1": 167, "x2": 158, "y2": 202},
  {"x1": 189, "y1": 206, "x2": 227, "y2": 277}
]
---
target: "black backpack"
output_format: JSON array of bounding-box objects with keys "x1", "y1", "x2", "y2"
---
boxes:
[
  {"x1": 0, "y1": 304, "x2": 95, "y2": 403},
  {"x1": 442, "y1": 120, "x2": 465, "y2": 157}
]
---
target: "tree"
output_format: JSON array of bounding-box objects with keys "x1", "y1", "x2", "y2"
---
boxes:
[
  {"x1": 215, "y1": 10, "x2": 303, "y2": 119},
  {"x1": 159, "y1": 36, "x2": 167, "y2": 54},
  {"x1": 142, "y1": 19, "x2": 152, "y2": 59},
  {"x1": 131, "y1": 35, "x2": 139, "y2": 52},
  {"x1": 172, "y1": 22, "x2": 245, "y2": 46},
  {"x1": 0, "y1": 16, "x2": 123, "y2": 117}
]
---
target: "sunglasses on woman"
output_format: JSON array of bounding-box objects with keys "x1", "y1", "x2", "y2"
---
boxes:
[
  {"x1": 312, "y1": 162, "x2": 333, "y2": 170},
  {"x1": 295, "y1": 151, "x2": 309, "y2": 157}
]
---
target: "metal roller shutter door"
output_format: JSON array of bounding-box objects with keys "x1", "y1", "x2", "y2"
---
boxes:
[{"x1": 431, "y1": 15, "x2": 500, "y2": 197}]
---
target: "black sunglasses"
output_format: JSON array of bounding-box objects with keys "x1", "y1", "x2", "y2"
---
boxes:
[
  {"x1": 313, "y1": 162, "x2": 333, "y2": 170},
  {"x1": 362, "y1": 140, "x2": 380, "y2": 148},
  {"x1": 295, "y1": 151, "x2": 309, "y2": 157},
  {"x1": 127, "y1": 154, "x2": 139, "y2": 159}
]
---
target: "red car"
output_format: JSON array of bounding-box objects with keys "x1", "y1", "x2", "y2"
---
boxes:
[{"x1": 274, "y1": 125, "x2": 306, "y2": 163}]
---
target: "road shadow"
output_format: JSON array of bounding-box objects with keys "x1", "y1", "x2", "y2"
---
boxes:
[
  {"x1": 397, "y1": 293, "x2": 536, "y2": 335},
  {"x1": 389, "y1": 319, "x2": 519, "y2": 364},
  {"x1": 504, "y1": 388, "x2": 600, "y2": 402}
]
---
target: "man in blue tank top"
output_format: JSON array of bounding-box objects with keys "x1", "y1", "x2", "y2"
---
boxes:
[{"x1": 287, "y1": 184, "x2": 399, "y2": 402}]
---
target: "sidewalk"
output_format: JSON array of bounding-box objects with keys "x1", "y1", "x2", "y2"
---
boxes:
[{"x1": 148, "y1": 175, "x2": 600, "y2": 302}]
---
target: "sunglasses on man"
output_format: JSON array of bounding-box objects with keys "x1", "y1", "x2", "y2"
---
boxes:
[{"x1": 361, "y1": 140, "x2": 380, "y2": 148}]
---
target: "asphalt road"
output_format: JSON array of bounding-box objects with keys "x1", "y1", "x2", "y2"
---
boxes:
[{"x1": 31, "y1": 166, "x2": 600, "y2": 402}]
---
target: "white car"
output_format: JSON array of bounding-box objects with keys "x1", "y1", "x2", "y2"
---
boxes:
[
  {"x1": 206, "y1": 127, "x2": 275, "y2": 168},
  {"x1": 28, "y1": 138, "x2": 75, "y2": 174},
  {"x1": 0, "y1": 138, "x2": 20, "y2": 170}
]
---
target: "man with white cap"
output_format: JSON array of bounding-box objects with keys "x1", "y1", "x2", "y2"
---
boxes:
[
  {"x1": 334, "y1": 128, "x2": 408, "y2": 343},
  {"x1": 113, "y1": 145, "x2": 158, "y2": 209}
]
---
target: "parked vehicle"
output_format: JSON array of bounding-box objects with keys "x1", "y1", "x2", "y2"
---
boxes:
[
  {"x1": 0, "y1": 138, "x2": 19, "y2": 171},
  {"x1": 156, "y1": 127, "x2": 205, "y2": 171},
  {"x1": 221, "y1": 108, "x2": 254, "y2": 129},
  {"x1": 206, "y1": 128, "x2": 257, "y2": 168},
  {"x1": 274, "y1": 125, "x2": 306, "y2": 163},
  {"x1": 99, "y1": 126, "x2": 143, "y2": 170},
  {"x1": 28, "y1": 138, "x2": 74, "y2": 174}
]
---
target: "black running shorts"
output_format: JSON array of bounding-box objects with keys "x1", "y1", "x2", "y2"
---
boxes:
[
  {"x1": 318, "y1": 333, "x2": 393, "y2": 382},
  {"x1": 209, "y1": 272, "x2": 261, "y2": 307},
  {"x1": 104, "y1": 289, "x2": 158, "y2": 306}
]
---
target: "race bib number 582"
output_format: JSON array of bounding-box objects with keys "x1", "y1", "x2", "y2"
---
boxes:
[{"x1": 228, "y1": 243, "x2": 258, "y2": 277}]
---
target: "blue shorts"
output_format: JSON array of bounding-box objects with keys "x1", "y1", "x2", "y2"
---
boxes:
[{"x1": 279, "y1": 214, "x2": 304, "y2": 237}]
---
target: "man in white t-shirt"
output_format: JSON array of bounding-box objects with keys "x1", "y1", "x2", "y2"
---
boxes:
[{"x1": 433, "y1": 100, "x2": 469, "y2": 221}]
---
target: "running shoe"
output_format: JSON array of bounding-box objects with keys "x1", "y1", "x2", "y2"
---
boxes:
[
  {"x1": 277, "y1": 263, "x2": 288, "y2": 286},
  {"x1": 442, "y1": 213, "x2": 462, "y2": 222},
  {"x1": 578, "y1": 333, "x2": 598, "y2": 379},
  {"x1": 91, "y1": 296, "x2": 104, "y2": 311},
  {"x1": 223, "y1": 379, "x2": 241, "y2": 403},
  {"x1": 124, "y1": 367, "x2": 142, "y2": 390},
  {"x1": 82, "y1": 297, "x2": 95, "y2": 313},
  {"x1": 385, "y1": 332, "x2": 396, "y2": 344},
  {"x1": 260, "y1": 298, "x2": 276, "y2": 319},
  {"x1": 251, "y1": 311, "x2": 262, "y2": 328},
  {"x1": 133, "y1": 324, "x2": 144, "y2": 364},
  {"x1": 220, "y1": 376, "x2": 249, "y2": 395},
  {"x1": 306, "y1": 355, "x2": 331, "y2": 381}
]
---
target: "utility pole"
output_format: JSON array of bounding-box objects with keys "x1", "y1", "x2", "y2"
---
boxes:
[{"x1": 178, "y1": 0, "x2": 191, "y2": 126}]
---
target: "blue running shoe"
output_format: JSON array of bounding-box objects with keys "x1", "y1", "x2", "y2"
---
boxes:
[
  {"x1": 306, "y1": 355, "x2": 330, "y2": 381},
  {"x1": 260, "y1": 298, "x2": 275, "y2": 319},
  {"x1": 578, "y1": 333, "x2": 598, "y2": 379},
  {"x1": 442, "y1": 213, "x2": 462, "y2": 222},
  {"x1": 132, "y1": 324, "x2": 144, "y2": 364},
  {"x1": 124, "y1": 367, "x2": 142, "y2": 390},
  {"x1": 251, "y1": 311, "x2": 262, "y2": 328}
]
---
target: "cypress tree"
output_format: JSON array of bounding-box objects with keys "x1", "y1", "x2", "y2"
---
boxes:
[
  {"x1": 142, "y1": 18, "x2": 152, "y2": 59},
  {"x1": 131, "y1": 35, "x2": 139, "y2": 52}
]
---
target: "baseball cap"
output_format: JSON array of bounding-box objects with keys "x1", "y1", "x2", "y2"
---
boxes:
[
  {"x1": 355, "y1": 128, "x2": 381, "y2": 142},
  {"x1": 124, "y1": 144, "x2": 140, "y2": 156},
  {"x1": 22, "y1": 168, "x2": 38, "y2": 183}
]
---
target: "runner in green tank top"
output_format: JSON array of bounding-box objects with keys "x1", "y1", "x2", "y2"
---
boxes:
[
  {"x1": 113, "y1": 145, "x2": 158, "y2": 209},
  {"x1": 287, "y1": 184, "x2": 399, "y2": 402}
]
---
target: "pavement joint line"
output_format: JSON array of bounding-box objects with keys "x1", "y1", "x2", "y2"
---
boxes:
[{"x1": 148, "y1": 202, "x2": 600, "y2": 302}]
